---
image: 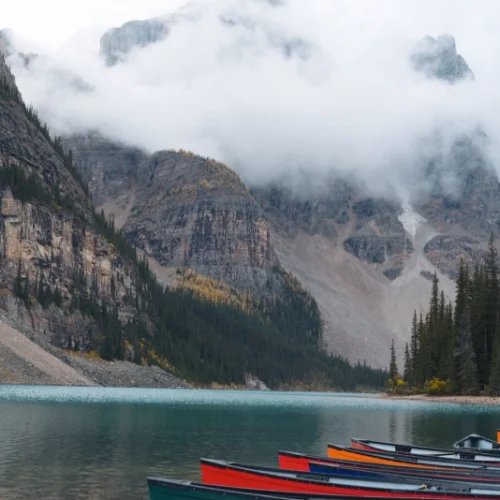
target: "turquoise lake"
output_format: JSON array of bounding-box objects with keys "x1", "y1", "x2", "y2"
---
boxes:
[{"x1": 0, "y1": 386, "x2": 499, "y2": 499}]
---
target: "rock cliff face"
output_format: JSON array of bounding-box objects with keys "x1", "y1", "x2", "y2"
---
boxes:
[
  {"x1": 411, "y1": 34, "x2": 473, "y2": 83},
  {"x1": 98, "y1": 2, "x2": 317, "y2": 67},
  {"x1": 0, "y1": 30, "x2": 12, "y2": 57},
  {"x1": 100, "y1": 19, "x2": 169, "y2": 66},
  {"x1": 253, "y1": 175, "x2": 412, "y2": 281},
  {"x1": 127, "y1": 151, "x2": 279, "y2": 293},
  {"x1": 65, "y1": 134, "x2": 283, "y2": 296},
  {"x1": 0, "y1": 55, "x2": 138, "y2": 355}
]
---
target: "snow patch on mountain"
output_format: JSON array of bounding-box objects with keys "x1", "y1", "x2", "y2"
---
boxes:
[{"x1": 398, "y1": 202, "x2": 426, "y2": 238}]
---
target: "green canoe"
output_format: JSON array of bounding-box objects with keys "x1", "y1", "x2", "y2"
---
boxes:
[{"x1": 148, "y1": 478, "x2": 391, "y2": 500}]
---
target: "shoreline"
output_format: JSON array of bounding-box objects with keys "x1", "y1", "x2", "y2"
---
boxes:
[{"x1": 379, "y1": 393, "x2": 500, "y2": 406}]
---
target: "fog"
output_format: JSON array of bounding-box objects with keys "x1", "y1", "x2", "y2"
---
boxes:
[{"x1": 5, "y1": 0, "x2": 500, "y2": 199}]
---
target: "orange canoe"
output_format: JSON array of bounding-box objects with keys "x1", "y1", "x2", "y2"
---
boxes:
[{"x1": 327, "y1": 444, "x2": 500, "y2": 472}]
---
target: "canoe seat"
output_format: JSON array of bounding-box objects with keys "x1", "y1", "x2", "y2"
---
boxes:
[{"x1": 395, "y1": 445, "x2": 412, "y2": 453}]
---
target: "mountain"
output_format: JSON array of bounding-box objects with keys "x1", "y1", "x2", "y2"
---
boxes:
[
  {"x1": 100, "y1": 18, "x2": 169, "y2": 66},
  {"x1": 411, "y1": 34, "x2": 474, "y2": 83},
  {"x1": 4, "y1": 0, "x2": 493, "y2": 374},
  {"x1": 99, "y1": 1, "x2": 318, "y2": 67},
  {"x1": 0, "y1": 56, "x2": 386, "y2": 389},
  {"x1": 57, "y1": 27, "x2": 498, "y2": 368},
  {"x1": 0, "y1": 30, "x2": 13, "y2": 57}
]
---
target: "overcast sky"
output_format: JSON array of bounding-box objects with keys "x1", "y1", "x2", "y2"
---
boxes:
[{"x1": 2, "y1": 0, "x2": 188, "y2": 48}]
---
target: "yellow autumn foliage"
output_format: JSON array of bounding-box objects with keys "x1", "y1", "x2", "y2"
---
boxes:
[
  {"x1": 175, "y1": 267, "x2": 253, "y2": 312},
  {"x1": 423, "y1": 377, "x2": 451, "y2": 395},
  {"x1": 388, "y1": 375, "x2": 409, "y2": 394}
]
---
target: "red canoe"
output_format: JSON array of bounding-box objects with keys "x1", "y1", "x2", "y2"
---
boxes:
[{"x1": 200, "y1": 458, "x2": 500, "y2": 499}]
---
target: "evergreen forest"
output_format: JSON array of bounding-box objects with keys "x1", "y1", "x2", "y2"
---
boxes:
[{"x1": 392, "y1": 234, "x2": 500, "y2": 395}]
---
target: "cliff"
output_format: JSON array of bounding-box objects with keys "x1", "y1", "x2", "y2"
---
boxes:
[
  {"x1": 100, "y1": 18, "x2": 169, "y2": 66},
  {"x1": 65, "y1": 134, "x2": 284, "y2": 297},
  {"x1": 0, "y1": 55, "x2": 174, "y2": 380}
]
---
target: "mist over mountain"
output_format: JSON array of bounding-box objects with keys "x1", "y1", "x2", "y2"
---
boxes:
[{"x1": 4, "y1": 0, "x2": 498, "y2": 206}]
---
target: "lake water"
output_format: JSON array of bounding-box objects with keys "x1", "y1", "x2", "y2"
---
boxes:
[{"x1": 0, "y1": 386, "x2": 499, "y2": 500}]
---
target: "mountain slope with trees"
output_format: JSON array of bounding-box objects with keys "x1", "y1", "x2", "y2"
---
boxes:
[
  {"x1": 0, "y1": 53, "x2": 386, "y2": 390},
  {"x1": 393, "y1": 234, "x2": 500, "y2": 395}
]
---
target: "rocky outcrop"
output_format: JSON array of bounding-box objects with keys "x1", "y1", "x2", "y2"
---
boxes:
[
  {"x1": 62, "y1": 132, "x2": 145, "y2": 206},
  {"x1": 100, "y1": 19, "x2": 169, "y2": 66},
  {"x1": 411, "y1": 34, "x2": 473, "y2": 83},
  {"x1": 0, "y1": 55, "x2": 141, "y2": 360},
  {"x1": 0, "y1": 30, "x2": 12, "y2": 57},
  {"x1": 99, "y1": 2, "x2": 317, "y2": 67},
  {"x1": 423, "y1": 235, "x2": 486, "y2": 279},
  {"x1": 64, "y1": 134, "x2": 283, "y2": 296},
  {"x1": 0, "y1": 188, "x2": 137, "y2": 350},
  {"x1": 126, "y1": 151, "x2": 280, "y2": 294},
  {"x1": 253, "y1": 177, "x2": 412, "y2": 279}
]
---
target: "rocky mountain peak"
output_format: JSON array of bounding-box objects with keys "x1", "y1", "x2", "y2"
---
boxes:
[
  {"x1": 411, "y1": 33, "x2": 473, "y2": 83},
  {"x1": 0, "y1": 30, "x2": 13, "y2": 57},
  {"x1": 100, "y1": 18, "x2": 169, "y2": 66}
]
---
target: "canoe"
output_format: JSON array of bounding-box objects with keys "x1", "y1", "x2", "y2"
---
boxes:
[
  {"x1": 454, "y1": 435, "x2": 500, "y2": 452},
  {"x1": 279, "y1": 451, "x2": 500, "y2": 482},
  {"x1": 200, "y1": 458, "x2": 500, "y2": 499},
  {"x1": 352, "y1": 439, "x2": 500, "y2": 461},
  {"x1": 327, "y1": 444, "x2": 500, "y2": 471},
  {"x1": 147, "y1": 478, "x2": 498, "y2": 500},
  {"x1": 306, "y1": 459, "x2": 500, "y2": 490}
]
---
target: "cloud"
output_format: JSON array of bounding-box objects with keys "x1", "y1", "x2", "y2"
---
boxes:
[{"x1": 7, "y1": 0, "x2": 500, "y2": 200}]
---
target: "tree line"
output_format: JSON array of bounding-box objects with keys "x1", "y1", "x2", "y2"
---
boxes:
[{"x1": 391, "y1": 234, "x2": 500, "y2": 395}]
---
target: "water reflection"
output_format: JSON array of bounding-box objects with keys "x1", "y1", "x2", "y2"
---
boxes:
[{"x1": 0, "y1": 388, "x2": 498, "y2": 500}]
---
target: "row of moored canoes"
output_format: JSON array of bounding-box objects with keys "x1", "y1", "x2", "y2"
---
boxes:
[{"x1": 148, "y1": 431, "x2": 500, "y2": 500}]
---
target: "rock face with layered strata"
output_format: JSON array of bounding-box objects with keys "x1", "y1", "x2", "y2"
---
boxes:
[
  {"x1": 64, "y1": 134, "x2": 283, "y2": 296},
  {"x1": 0, "y1": 55, "x2": 139, "y2": 355}
]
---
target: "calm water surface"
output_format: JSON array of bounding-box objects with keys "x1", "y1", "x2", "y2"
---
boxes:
[{"x1": 0, "y1": 386, "x2": 499, "y2": 499}]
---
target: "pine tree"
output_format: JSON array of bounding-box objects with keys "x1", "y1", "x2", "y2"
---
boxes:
[
  {"x1": 416, "y1": 312, "x2": 425, "y2": 386},
  {"x1": 53, "y1": 287, "x2": 63, "y2": 308},
  {"x1": 481, "y1": 233, "x2": 499, "y2": 388},
  {"x1": 410, "y1": 311, "x2": 419, "y2": 387},
  {"x1": 389, "y1": 339, "x2": 399, "y2": 381},
  {"x1": 14, "y1": 261, "x2": 22, "y2": 298},
  {"x1": 488, "y1": 329, "x2": 500, "y2": 396},
  {"x1": 22, "y1": 271, "x2": 30, "y2": 307},
  {"x1": 403, "y1": 343, "x2": 411, "y2": 383},
  {"x1": 454, "y1": 305, "x2": 478, "y2": 395}
]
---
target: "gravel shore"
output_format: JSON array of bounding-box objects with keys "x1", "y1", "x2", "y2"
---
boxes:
[
  {"x1": 0, "y1": 318, "x2": 191, "y2": 389},
  {"x1": 379, "y1": 393, "x2": 500, "y2": 405}
]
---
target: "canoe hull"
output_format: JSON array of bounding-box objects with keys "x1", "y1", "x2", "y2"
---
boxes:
[
  {"x1": 148, "y1": 479, "x2": 496, "y2": 500},
  {"x1": 327, "y1": 444, "x2": 500, "y2": 471},
  {"x1": 200, "y1": 459, "x2": 500, "y2": 500},
  {"x1": 278, "y1": 451, "x2": 500, "y2": 482},
  {"x1": 308, "y1": 461, "x2": 500, "y2": 490},
  {"x1": 352, "y1": 439, "x2": 500, "y2": 461}
]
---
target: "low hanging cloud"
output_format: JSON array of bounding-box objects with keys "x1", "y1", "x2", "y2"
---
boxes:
[{"x1": 6, "y1": 0, "x2": 500, "y2": 199}]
